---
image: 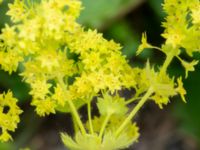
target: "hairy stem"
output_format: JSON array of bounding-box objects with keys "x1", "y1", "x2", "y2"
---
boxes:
[{"x1": 115, "y1": 87, "x2": 153, "y2": 137}]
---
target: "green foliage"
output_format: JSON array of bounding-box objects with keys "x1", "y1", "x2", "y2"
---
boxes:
[
  {"x1": 97, "y1": 93, "x2": 128, "y2": 116},
  {"x1": 79, "y1": 0, "x2": 143, "y2": 28},
  {"x1": 173, "y1": 65, "x2": 200, "y2": 142},
  {"x1": 0, "y1": 70, "x2": 30, "y2": 102},
  {"x1": 62, "y1": 120, "x2": 139, "y2": 150},
  {"x1": 105, "y1": 21, "x2": 140, "y2": 59}
]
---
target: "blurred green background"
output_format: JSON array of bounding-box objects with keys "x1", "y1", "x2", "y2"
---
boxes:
[{"x1": 0, "y1": 0, "x2": 200, "y2": 149}]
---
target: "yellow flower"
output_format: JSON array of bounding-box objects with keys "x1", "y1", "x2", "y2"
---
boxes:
[
  {"x1": 176, "y1": 77, "x2": 186, "y2": 103},
  {"x1": 179, "y1": 59, "x2": 199, "y2": 78},
  {"x1": 0, "y1": 130, "x2": 12, "y2": 142},
  {"x1": 0, "y1": 91, "x2": 23, "y2": 142},
  {"x1": 6, "y1": 0, "x2": 26, "y2": 22},
  {"x1": 29, "y1": 80, "x2": 51, "y2": 99},
  {"x1": 191, "y1": 5, "x2": 200, "y2": 24},
  {"x1": 69, "y1": 73, "x2": 94, "y2": 99},
  {"x1": 104, "y1": 74, "x2": 121, "y2": 94},
  {"x1": 162, "y1": 30, "x2": 185, "y2": 48},
  {"x1": 151, "y1": 94, "x2": 169, "y2": 109},
  {"x1": 52, "y1": 84, "x2": 67, "y2": 107},
  {"x1": 18, "y1": 18, "x2": 41, "y2": 41},
  {"x1": 31, "y1": 98, "x2": 56, "y2": 117},
  {"x1": 36, "y1": 50, "x2": 60, "y2": 72},
  {"x1": 82, "y1": 52, "x2": 102, "y2": 71},
  {"x1": 137, "y1": 32, "x2": 152, "y2": 55},
  {"x1": 0, "y1": 50, "x2": 23, "y2": 74},
  {"x1": 0, "y1": 24, "x2": 16, "y2": 45}
]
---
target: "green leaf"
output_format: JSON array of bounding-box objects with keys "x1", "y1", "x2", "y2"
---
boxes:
[
  {"x1": 102, "y1": 122, "x2": 139, "y2": 149},
  {"x1": 61, "y1": 122, "x2": 139, "y2": 150},
  {"x1": 97, "y1": 93, "x2": 128, "y2": 116},
  {"x1": 61, "y1": 133, "x2": 81, "y2": 150},
  {"x1": 61, "y1": 132, "x2": 101, "y2": 150}
]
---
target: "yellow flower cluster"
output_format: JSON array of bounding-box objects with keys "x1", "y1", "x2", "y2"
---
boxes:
[
  {"x1": 162, "y1": 0, "x2": 200, "y2": 54},
  {"x1": 132, "y1": 61, "x2": 186, "y2": 109},
  {"x1": 136, "y1": 0, "x2": 200, "y2": 107},
  {"x1": 0, "y1": 0, "x2": 136, "y2": 117},
  {"x1": 0, "y1": 91, "x2": 22, "y2": 142},
  {"x1": 0, "y1": 0, "x2": 139, "y2": 146}
]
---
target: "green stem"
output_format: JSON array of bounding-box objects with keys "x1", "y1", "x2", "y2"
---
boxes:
[
  {"x1": 99, "y1": 113, "x2": 112, "y2": 139},
  {"x1": 72, "y1": 115, "x2": 78, "y2": 134},
  {"x1": 152, "y1": 46, "x2": 163, "y2": 52},
  {"x1": 115, "y1": 87, "x2": 153, "y2": 137},
  {"x1": 87, "y1": 102, "x2": 94, "y2": 134},
  {"x1": 67, "y1": 100, "x2": 86, "y2": 135},
  {"x1": 58, "y1": 77, "x2": 86, "y2": 135},
  {"x1": 160, "y1": 51, "x2": 175, "y2": 75},
  {"x1": 125, "y1": 96, "x2": 142, "y2": 105}
]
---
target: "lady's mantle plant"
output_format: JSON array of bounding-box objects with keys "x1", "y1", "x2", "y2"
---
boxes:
[{"x1": 0, "y1": 0, "x2": 199, "y2": 149}]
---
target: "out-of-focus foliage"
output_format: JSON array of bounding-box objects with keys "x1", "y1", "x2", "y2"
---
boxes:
[
  {"x1": 79, "y1": 0, "x2": 143, "y2": 59},
  {"x1": 148, "y1": 0, "x2": 165, "y2": 19},
  {"x1": 0, "y1": 71, "x2": 30, "y2": 101},
  {"x1": 0, "y1": 142, "x2": 13, "y2": 149},
  {"x1": 0, "y1": 1, "x2": 10, "y2": 28},
  {"x1": 78, "y1": 0, "x2": 144, "y2": 29},
  {"x1": 173, "y1": 57, "x2": 200, "y2": 142}
]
